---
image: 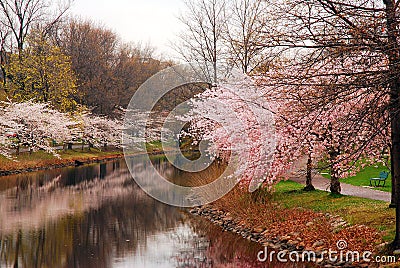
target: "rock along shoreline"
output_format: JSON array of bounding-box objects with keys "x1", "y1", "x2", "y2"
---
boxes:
[{"x1": 189, "y1": 205, "x2": 373, "y2": 268}]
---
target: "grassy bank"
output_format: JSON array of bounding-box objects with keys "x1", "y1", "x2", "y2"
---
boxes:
[
  {"x1": 204, "y1": 179, "x2": 394, "y2": 255},
  {"x1": 0, "y1": 139, "x2": 178, "y2": 174},
  {"x1": 0, "y1": 138, "x2": 180, "y2": 173},
  {"x1": 184, "y1": 160, "x2": 393, "y2": 253},
  {"x1": 272, "y1": 180, "x2": 395, "y2": 242},
  {"x1": 0, "y1": 148, "x2": 124, "y2": 173}
]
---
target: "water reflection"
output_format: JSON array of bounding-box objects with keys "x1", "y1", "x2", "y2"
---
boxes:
[{"x1": 0, "y1": 156, "x2": 314, "y2": 267}]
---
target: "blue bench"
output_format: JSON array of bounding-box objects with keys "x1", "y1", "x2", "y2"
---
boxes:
[{"x1": 369, "y1": 171, "x2": 389, "y2": 187}]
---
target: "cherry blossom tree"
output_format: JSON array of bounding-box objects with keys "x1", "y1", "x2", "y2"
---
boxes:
[
  {"x1": 76, "y1": 111, "x2": 122, "y2": 149},
  {"x1": 261, "y1": 59, "x2": 390, "y2": 194},
  {"x1": 180, "y1": 72, "x2": 277, "y2": 192},
  {"x1": 0, "y1": 100, "x2": 76, "y2": 157},
  {"x1": 180, "y1": 65, "x2": 389, "y2": 195},
  {"x1": 0, "y1": 101, "x2": 123, "y2": 158}
]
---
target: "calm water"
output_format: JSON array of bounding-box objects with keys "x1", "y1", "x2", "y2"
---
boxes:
[{"x1": 0, "y1": 155, "x2": 313, "y2": 268}]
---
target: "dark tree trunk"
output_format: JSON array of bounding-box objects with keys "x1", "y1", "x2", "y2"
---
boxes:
[
  {"x1": 330, "y1": 164, "x2": 341, "y2": 194},
  {"x1": 1, "y1": 65, "x2": 6, "y2": 88},
  {"x1": 384, "y1": 0, "x2": 400, "y2": 248},
  {"x1": 327, "y1": 123, "x2": 341, "y2": 194},
  {"x1": 329, "y1": 146, "x2": 341, "y2": 194},
  {"x1": 304, "y1": 154, "x2": 315, "y2": 191},
  {"x1": 391, "y1": 83, "x2": 400, "y2": 247},
  {"x1": 390, "y1": 146, "x2": 396, "y2": 208},
  {"x1": 391, "y1": 82, "x2": 400, "y2": 249},
  {"x1": 391, "y1": 113, "x2": 400, "y2": 248}
]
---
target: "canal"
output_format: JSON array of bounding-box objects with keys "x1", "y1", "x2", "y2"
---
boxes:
[{"x1": 0, "y1": 155, "x2": 308, "y2": 267}]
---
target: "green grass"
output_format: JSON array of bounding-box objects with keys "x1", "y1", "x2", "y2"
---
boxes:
[
  {"x1": 321, "y1": 163, "x2": 391, "y2": 192},
  {"x1": 0, "y1": 150, "x2": 55, "y2": 162},
  {"x1": 58, "y1": 148, "x2": 123, "y2": 159},
  {"x1": 341, "y1": 164, "x2": 391, "y2": 192},
  {"x1": 145, "y1": 140, "x2": 163, "y2": 152},
  {"x1": 145, "y1": 139, "x2": 200, "y2": 154},
  {"x1": 272, "y1": 180, "x2": 395, "y2": 242}
]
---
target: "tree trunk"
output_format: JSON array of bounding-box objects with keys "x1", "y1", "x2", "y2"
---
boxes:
[
  {"x1": 390, "y1": 146, "x2": 396, "y2": 208},
  {"x1": 384, "y1": 0, "x2": 400, "y2": 248},
  {"x1": 330, "y1": 165, "x2": 341, "y2": 194},
  {"x1": 392, "y1": 111, "x2": 400, "y2": 248},
  {"x1": 1, "y1": 65, "x2": 6, "y2": 88},
  {"x1": 329, "y1": 148, "x2": 341, "y2": 194},
  {"x1": 391, "y1": 84, "x2": 400, "y2": 247},
  {"x1": 327, "y1": 122, "x2": 341, "y2": 194},
  {"x1": 390, "y1": 80, "x2": 400, "y2": 248},
  {"x1": 250, "y1": 187, "x2": 268, "y2": 203},
  {"x1": 304, "y1": 154, "x2": 315, "y2": 191}
]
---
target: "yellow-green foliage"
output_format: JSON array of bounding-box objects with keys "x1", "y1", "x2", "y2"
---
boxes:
[{"x1": 4, "y1": 33, "x2": 78, "y2": 112}]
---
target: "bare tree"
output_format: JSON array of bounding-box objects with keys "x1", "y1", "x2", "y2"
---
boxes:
[
  {"x1": 56, "y1": 19, "x2": 119, "y2": 114},
  {"x1": 175, "y1": 0, "x2": 272, "y2": 78},
  {"x1": 175, "y1": 0, "x2": 227, "y2": 83},
  {"x1": 113, "y1": 42, "x2": 167, "y2": 109},
  {"x1": 0, "y1": 23, "x2": 10, "y2": 88},
  {"x1": 0, "y1": 0, "x2": 71, "y2": 52},
  {"x1": 224, "y1": 0, "x2": 268, "y2": 74}
]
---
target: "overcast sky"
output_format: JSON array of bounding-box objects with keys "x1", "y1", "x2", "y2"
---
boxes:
[{"x1": 69, "y1": 0, "x2": 185, "y2": 59}]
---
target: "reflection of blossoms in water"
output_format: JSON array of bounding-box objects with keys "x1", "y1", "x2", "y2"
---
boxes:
[
  {"x1": 0, "y1": 159, "x2": 188, "y2": 268},
  {"x1": 170, "y1": 225, "x2": 212, "y2": 267},
  {"x1": 0, "y1": 157, "x2": 311, "y2": 268},
  {"x1": 0, "y1": 161, "x2": 137, "y2": 233}
]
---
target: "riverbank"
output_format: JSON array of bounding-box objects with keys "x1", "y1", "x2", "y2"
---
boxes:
[
  {"x1": 0, "y1": 145, "x2": 195, "y2": 176},
  {"x1": 189, "y1": 180, "x2": 397, "y2": 267},
  {"x1": 0, "y1": 148, "x2": 125, "y2": 176}
]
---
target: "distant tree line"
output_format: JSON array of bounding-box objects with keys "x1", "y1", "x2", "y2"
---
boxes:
[{"x1": 0, "y1": 0, "x2": 170, "y2": 116}]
